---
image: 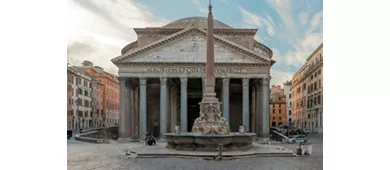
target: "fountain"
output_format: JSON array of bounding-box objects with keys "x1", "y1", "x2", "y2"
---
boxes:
[{"x1": 163, "y1": 1, "x2": 256, "y2": 151}]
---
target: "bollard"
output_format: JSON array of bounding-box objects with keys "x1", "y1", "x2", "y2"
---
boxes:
[
  {"x1": 305, "y1": 143, "x2": 313, "y2": 155},
  {"x1": 216, "y1": 143, "x2": 223, "y2": 161}
]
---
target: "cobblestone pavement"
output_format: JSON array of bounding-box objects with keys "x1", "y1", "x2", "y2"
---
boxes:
[{"x1": 68, "y1": 134, "x2": 323, "y2": 170}]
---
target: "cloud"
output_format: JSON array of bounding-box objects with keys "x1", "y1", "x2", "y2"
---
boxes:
[
  {"x1": 239, "y1": 7, "x2": 275, "y2": 36},
  {"x1": 67, "y1": 0, "x2": 169, "y2": 75},
  {"x1": 221, "y1": 0, "x2": 230, "y2": 5},
  {"x1": 306, "y1": 11, "x2": 323, "y2": 35},
  {"x1": 270, "y1": 69, "x2": 294, "y2": 87},
  {"x1": 192, "y1": 0, "x2": 208, "y2": 14},
  {"x1": 270, "y1": 48, "x2": 281, "y2": 63},
  {"x1": 299, "y1": 11, "x2": 309, "y2": 25}
]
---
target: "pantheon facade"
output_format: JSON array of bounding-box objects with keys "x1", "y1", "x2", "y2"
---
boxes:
[{"x1": 111, "y1": 17, "x2": 275, "y2": 140}]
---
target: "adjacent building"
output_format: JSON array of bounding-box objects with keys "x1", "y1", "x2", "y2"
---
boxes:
[
  {"x1": 67, "y1": 68, "x2": 76, "y2": 130},
  {"x1": 270, "y1": 85, "x2": 287, "y2": 127},
  {"x1": 78, "y1": 61, "x2": 120, "y2": 128},
  {"x1": 291, "y1": 43, "x2": 323, "y2": 133},
  {"x1": 305, "y1": 44, "x2": 323, "y2": 133},
  {"x1": 283, "y1": 81, "x2": 292, "y2": 126}
]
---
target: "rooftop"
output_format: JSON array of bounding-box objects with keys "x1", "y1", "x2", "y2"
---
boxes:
[{"x1": 162, "y1": 17, "x2": 232, "y2": 29}]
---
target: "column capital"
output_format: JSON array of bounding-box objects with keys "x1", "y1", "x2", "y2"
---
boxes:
[
  {"x1": 139, "y1": 77, "x2": 147, "y2": 86},
  {"x1": 160, "y1": 77, "x2": 167, "y2": 85},
  {"x1": 180, "y1": 78, "x2": 188, "y2": 87},
  {"x1": 262, "y1": 76, "x2": 271, "y2": 85},
  {"x1": 242, "y1": 78, "x2": 250, "y2": 86},
  {"x1": 222, "y1": 78, "x2": 230, "y2": 87}
]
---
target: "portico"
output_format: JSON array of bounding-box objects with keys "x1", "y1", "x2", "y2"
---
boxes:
[{"x1": 112, "y1": 17, "x2": 275, "y2": 140}]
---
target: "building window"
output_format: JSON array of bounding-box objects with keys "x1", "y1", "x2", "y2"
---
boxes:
[
  {"x1": 311, "y1": 75, "x2": 313, "y2": 80},
  {"x1": 84, "y1": 111, "x2": 88, "y2": 117},
  {"x1": 71, "y1": 99, "x2": 74, "y2": 105},
  {"x1": 272, "y1": 104, "x2": 275, "y2": 108},
  {"x1": 84, "y1": 100, "x2": 89, "y2": 107},
  {"x1": 68, "y1": 98, "x2": 71, "y2": 105},
  {"x1": 289, "y1": 93, "x2": 291, "y2": 99},
  {"x1": 314, "y1": 82, "x2": 317, "y2": 90},
  {"x1": 318, "y1": 69, "x2": 321, "y2": 75},
  {"x1": 279, "y1": 109, "x2": 281, "y2": 113},
  {"x1": 319, "y1": 79, "x2": 321, "y2": 88},
  {"x1": 84, "y1": 91, "x2": 88, "y2": 96},
  {"x1": 289, "y1": 110, "x2": 291, "y2": 115},
  {"x1": 76, "y1": 78, "x2": 81, "y2": 85},
  {"x1": 78, "y1": 89, "x2": 83, "y2": 95},
  {"x1": 279, "y1": 116, "x2": 282, "y2": 120},
  {"x1": 308, "y1": 114, "x2": 311, "y2": 119},
  {"x1": 273, "y1": 117, "x2": 275, "y2": 120},
  {"x1": 278, "y1": 104, "x2": 281, "y2": 108},
  {"x1": 318, "y1": 95, "x2": 321, "y2": 104},
  {"x1": 272, "y1": 109, "x2": 275, "y2": 114}
]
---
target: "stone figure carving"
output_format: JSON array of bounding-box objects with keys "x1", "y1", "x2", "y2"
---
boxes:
[
  {"x1": 191, "y1": 103, "x2": 229, "y2": 135},
  {"x1": 239, "y1": 126, "x2": 245, "y2": 133},
  {"x1": 174, "y1": 126, "x2": 180, "y2": 134}
]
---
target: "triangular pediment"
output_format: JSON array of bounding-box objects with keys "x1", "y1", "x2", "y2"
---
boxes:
[{"x1": 112, "y1": 28, "x2": 272, "y2": 65}]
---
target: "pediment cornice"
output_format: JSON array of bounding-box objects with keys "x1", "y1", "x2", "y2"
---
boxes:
[
  {"x1": 115, "y1": 62, "x2": 269, "y2": 67},
  {"x1": 112, "y1": 28, "x2": 274, "y2": 66}
]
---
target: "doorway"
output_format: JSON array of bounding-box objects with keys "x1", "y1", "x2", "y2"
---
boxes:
[{"x1": 187, "y1": 97, "x2": 202, "y2": 131}]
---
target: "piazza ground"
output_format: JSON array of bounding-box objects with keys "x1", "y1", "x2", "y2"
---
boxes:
[{"x1": 67, "y1": 134, "x2": 322, "y2": 170}]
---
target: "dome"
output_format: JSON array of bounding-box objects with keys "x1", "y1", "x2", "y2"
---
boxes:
[{"x1": 163, "y1": 17, "x2": 232, "y2": 29}]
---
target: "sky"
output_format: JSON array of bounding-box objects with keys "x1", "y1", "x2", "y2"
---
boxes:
[{"x1": 68, "y1": 0, "x2": 323, "y2": 86}]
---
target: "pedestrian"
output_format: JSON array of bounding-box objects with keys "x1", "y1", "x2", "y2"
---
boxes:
[{"x1": 144, "y1": 132, "x2": 156, "y2": 146}]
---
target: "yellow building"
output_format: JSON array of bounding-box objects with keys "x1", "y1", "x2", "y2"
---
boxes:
[
  {"x1": 305, "y1": 44, "x2": 323, "y2": 133},
  {"x1": 270, "y1": 85, "x2": 287, "y2": 127},
  {"x1": 291, "y1": 65, "x2": 307, "y2": 129},
  {"x1": 291, "y1": 43, "x2": 323, "y2": 133}
]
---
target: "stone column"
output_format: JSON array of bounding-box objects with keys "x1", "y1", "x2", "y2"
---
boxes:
[
  {"x1": 118, "y1": 77, "x2": 131, "y2": 141},
  {"x1": 222, "y1": 78, "x2": 230, "y2": 122},
  {"x1": 251, "y1": 86, "x2": 256, "y2": 133},
  {"x1": 139, "y1": 77, "x2": 147, "y2": 139},
  {"x1": 202, "y1": 78, "x2": 205, "y2": 95},
  {"x1": 129, "y1": 80, "x2": 136, "y2": 139},
  {"x1": 261, "y1": 76, "x2": 270, "y2": 138},
  {"x1": 170, "y1": 86, "x2": 175, "y2": 132},
  {"x1": 180, "y1": 78, "x2": 188, "y2": 132},
  {"x1": 160, "y1": 77, "x2": 168, "y2": 138},
  {"x1": 242, "y1": 78, "x2": 250, "y2": 132},
  {"x1": 256, "y1": 83, "x2": 262, "y2": 136}
]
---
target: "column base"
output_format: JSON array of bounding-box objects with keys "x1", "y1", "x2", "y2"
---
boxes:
[
  {"x1": 257, "y1": 137, "x2": 270, "y2": 144},
  {"x1": 316, "y1": 127, "x2": 323, "y2": 134}
]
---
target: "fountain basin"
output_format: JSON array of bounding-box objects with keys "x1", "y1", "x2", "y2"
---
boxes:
[{"x1": 164, "y1": 132, "x2": 256, "y2": 151}]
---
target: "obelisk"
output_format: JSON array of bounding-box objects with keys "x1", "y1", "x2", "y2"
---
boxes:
[
  {"x1": 203, "y1": 0, "x2": 218, "y2": 102},
  {"x1": 191, "y1": 1, "x2": 229, "y2": 135}
]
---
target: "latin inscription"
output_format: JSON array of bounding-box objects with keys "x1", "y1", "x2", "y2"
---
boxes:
[{"x1": 146, "y1": 67, "x2": 243, "y2": 75}]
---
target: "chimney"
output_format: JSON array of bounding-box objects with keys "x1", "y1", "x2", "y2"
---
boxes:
[{"x1": 82, "y1": 60, "x2": 93, "y2": 67}]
